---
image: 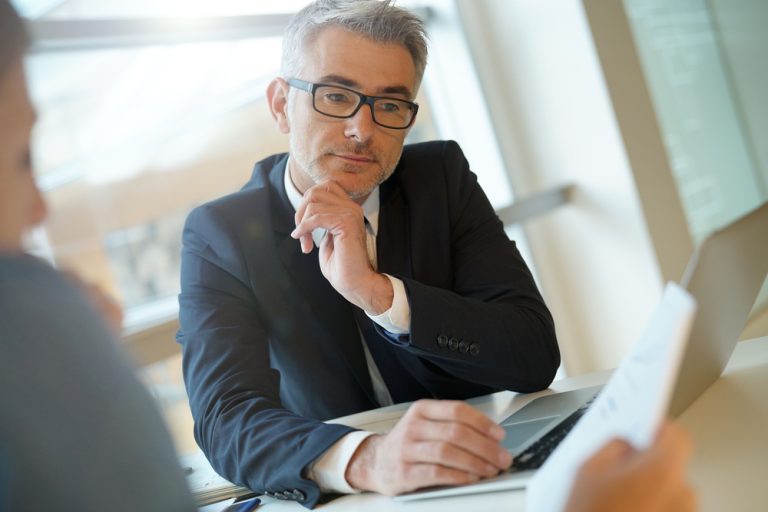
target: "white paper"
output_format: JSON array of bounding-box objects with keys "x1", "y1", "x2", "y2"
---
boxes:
[
  {"x1": 527, "y1": 282, "x2": 696, "y2": 511},
  {"x1": 179, "y1": 450, "x2": 251, "y2": 506},
  {"x1": 197, "y1": 498, "x2": 236, "y2": 512}
]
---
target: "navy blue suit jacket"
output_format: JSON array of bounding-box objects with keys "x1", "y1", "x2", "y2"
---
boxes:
[{"x1": 177, "y1": 140, "x2": 559, "y2": 508}]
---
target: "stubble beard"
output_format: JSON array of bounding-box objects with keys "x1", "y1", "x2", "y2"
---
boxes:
[{"x1": 301, "y1": 142, "x2": 403, "y2": 199}]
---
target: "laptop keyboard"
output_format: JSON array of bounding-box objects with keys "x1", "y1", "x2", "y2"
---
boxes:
[{"x1": 510, "y1": 395, "x2": 597, "y2": 471}]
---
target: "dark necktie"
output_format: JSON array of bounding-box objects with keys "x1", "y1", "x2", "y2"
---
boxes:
[
  {"x1": 355, "y1": 217, "x2": 429, "y2": 404},
  {"x1": 352, "y1": 306, "x2": 429, "y2": 404}
]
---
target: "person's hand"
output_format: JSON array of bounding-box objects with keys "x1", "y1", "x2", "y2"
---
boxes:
[
  {"x1": 344, "y1": 399, "x2": 512, "y2": 495},
  {"x1": 291, "y1": 181, "x2": 393, "y2": 314},
  {"x1": 565, "y1": 421, "x2": 696, "y2": 512},
  {"x1": 62, "y1": 271, "x2": 124, "y2": 336}
]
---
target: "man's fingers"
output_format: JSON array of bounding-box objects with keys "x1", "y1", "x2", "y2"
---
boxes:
[
  {"x1": 300, "y1": 233, "x2": 314, "y2": 254},
  {"x1": 666, "y1": 484, "x2": 697, "y2": 512},
  {"x1": 408, "y1": 441, "x2": 501, "y2": 477},
  {"x1": 292, "y1": 212, "x2": 361, "y2": 242},
  {"x1": 317, "y1": 180, "x2": 350, "y2": 198},
  {"x1": 292, "y1": 202, "x2": 363, "y2": 241},
  {"x1": 295, "y1": 182, "x2": 358, "y2": 220},
  {"x1": 418, "y1": 421, "x2": 511, "y2": 470},
  {"x1": 655, "y1": 421, "x2": 693, "y2": 463},
  {"x1": 579, "y1": 438, "x2": 634, "y2": 474},
  {"x1": 400, "y1": 418, "x2": 512, "y2": 470},
  {"x1": 349, "y1": 401, "x2": 515, "y2": 496},
  {"x1": 409, "y1": 400, "x2": 506, "y2": 441},
  {"x1": 398, "y1": 463, "x2": 481, "y2": 494},
  {"x1": 293, "y1": 183, "x2": 352, "y2": 236},
  {"x1": 292, "y1": 182, "x2": 366, "y2": 257},
  {"x1": 628, "y1": 421, "x2": 693, "y2": 482}
]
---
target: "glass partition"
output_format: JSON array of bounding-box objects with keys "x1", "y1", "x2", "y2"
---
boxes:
[
  {"x1": 24, "y1": 34, "x2": 437, "y2": 330},
  {"x1": 623, "y1": 0, "x2": 767, "y2": 245},
  {"x1": 621, "y1": 0, "x2": 768, "y2": 312}
]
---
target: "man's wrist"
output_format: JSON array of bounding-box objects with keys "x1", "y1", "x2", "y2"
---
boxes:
[
  {"x1": 345, "y1": 433, "x2": 382, "y2": 492},
  {"x1": 349, "y1": 272, "x2": 394, "y2": 315},
  {"x1": 367, "y1": 274, "x2": 410, "y2": 334},
  {"x1": 306, "y1": 430, "x2": 376, "y2": 494}
]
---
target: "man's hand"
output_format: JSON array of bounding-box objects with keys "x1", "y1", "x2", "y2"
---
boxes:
[
  {"x1": 566, "y1": 421, "x2": 696, "y2": 512},
  {"x1": 344, "y1": 399, "x2": 512, "y2": 495},
  {"x1": 291, "y1": 181, "x2": 393, "y2": 314}
]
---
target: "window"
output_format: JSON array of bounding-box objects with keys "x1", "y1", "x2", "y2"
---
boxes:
[
  {"x1": 19, "y1": 0, "x2": 522, "y2": 457},
  {"x1": 22, "y1": 4, "x2": 443, "y2": 331}
]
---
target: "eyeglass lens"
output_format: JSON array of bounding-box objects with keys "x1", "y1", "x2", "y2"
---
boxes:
[{"x1": 313, "y1": 85, "x2": 414, "y2": 128}]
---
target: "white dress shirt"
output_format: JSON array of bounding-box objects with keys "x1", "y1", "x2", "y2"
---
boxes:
[{"x1": 283, "y1": 164, "x2": 411, "y2": 493}]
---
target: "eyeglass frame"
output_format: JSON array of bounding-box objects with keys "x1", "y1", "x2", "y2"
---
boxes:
[{"x1": 286, "y1": 78, "x2": 419, "y2": 130}]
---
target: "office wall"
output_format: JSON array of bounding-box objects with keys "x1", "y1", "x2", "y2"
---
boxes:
[{"x1": 457, "y1": 0, "x2": 664, "y2": 375}]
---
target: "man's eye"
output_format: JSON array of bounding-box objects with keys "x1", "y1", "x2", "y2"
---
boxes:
[
  {"x1": 325, "y1": 93, "x2": 353, "y2": 103},
  {"x1": 21, "y1": 147, "x2": 32, "y2": 172},
  {"x1": 378, "y1": 102, "x2": 402, "y2": 113}
]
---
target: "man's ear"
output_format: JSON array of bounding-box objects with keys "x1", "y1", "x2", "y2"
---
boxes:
[{"x1": 267, "y1": 78, "x2": 291, "y2": 134}]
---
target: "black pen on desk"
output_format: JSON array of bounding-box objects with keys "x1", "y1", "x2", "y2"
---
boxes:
[{"x1": 223, "y1": 496, "x2": 261, "y2": 512}]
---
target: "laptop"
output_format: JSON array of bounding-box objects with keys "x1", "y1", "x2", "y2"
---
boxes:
[
  {"x1": 396, "y1": 201, "x2": 768, "y2": 502},
  {"x1": 527, "y1": 281, "x2": 695, "y2": 510}
]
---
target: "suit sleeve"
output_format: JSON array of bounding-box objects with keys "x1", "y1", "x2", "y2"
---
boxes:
[
  {"x1": 395, "y1": 140, "x2": 560, "y2": 393},
  {"x1": 177, "y1": 205, "x2": 355, "y2": 508}
]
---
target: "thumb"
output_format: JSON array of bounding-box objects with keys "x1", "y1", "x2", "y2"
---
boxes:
[{"x1": 580, "y1": 438, "x2": 634, "y2": 473}]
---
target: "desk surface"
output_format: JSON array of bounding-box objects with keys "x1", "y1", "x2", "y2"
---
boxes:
[{"x1": 212, "y1": 336, "x2": 768, "y2": 511}]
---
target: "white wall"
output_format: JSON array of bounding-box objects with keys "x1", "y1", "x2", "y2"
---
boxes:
[{"x1": 456, "y1": 0, "x2": 665, "y2": 375}]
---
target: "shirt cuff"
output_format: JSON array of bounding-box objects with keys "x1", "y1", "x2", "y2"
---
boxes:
[
  {"x1": 367, "y1": 274, "x2": 411, "y2": 334},
  {"x1": 306, "y1": 430, "x2": 376, "y2": 494}
]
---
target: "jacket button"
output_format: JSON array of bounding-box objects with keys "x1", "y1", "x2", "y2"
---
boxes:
[
  {"x1": 437, "y1": 334, "x2": 449, "y2": 348},
  {"x1": 469, "y1": 342, "x2": 480, "y2": 356},
  {"x1": 448, "y1": 337, "x2": 459, "y2": 351},
  {"x1": 458, "y1": 340, "x2": 469, "y2": 353}
]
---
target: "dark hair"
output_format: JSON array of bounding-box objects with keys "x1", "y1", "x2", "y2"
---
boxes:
[{"x1": 0, "y1": 0, "x2": 28, "y2": 78}]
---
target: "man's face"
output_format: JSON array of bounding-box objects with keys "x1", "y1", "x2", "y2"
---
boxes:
[
  {"x1": 0, "y1": 57, "x2": 45, "y2": 251},
  {"x1": 277, "y1": 26, "x2": 418, "y2": 200}
]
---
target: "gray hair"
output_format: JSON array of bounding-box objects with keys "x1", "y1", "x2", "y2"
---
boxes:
[
  {"x1": 281, "y1": 0, "x2": 429, "y2": 92},
  {"x1": 0, "y1": 0, "x2": 28, "y2": 79}
]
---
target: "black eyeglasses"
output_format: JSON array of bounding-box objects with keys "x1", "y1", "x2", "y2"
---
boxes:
[{"x1": 287, "y1": 78, "x2": 419, "y2": 130}]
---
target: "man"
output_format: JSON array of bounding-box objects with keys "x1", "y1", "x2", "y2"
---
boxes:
[
  {"x1": 177, "y1": 0, "x2": 558, "y2": 506},
  {"x1": 1, "y1": 1, "x2": 694, "y2": 511},
  {"x1": 0, "y1": 2, "x2": 195, "y2": 510}
]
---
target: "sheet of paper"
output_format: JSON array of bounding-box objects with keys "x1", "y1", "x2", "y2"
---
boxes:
[
  {"x1": 527, "y1": 282, "x2": 696, "y2": 511},
  {"x1": 180, "y1": 450, "x2": 251, "y2": 505},
  {"x1": 197, "y1": 498, "x2": 236, "y2": 512}
]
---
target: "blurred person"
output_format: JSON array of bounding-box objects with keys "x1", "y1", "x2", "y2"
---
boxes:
[{"x1": 0, "y1": 2, "x2": 194, "y2": 510}]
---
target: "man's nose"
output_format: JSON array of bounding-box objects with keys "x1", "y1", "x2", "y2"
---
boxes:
[{"x1": 343, "y1": 102, "x2": 377, "y2": 142}]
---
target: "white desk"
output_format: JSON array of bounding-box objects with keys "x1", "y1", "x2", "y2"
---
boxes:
[{"x1": 220, "y1": 336, "x2": 768, "y2": 511}]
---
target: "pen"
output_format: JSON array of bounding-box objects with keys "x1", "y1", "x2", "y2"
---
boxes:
[{"x1": 223, "y1": 496, "x2": 261, "y2": 512}]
